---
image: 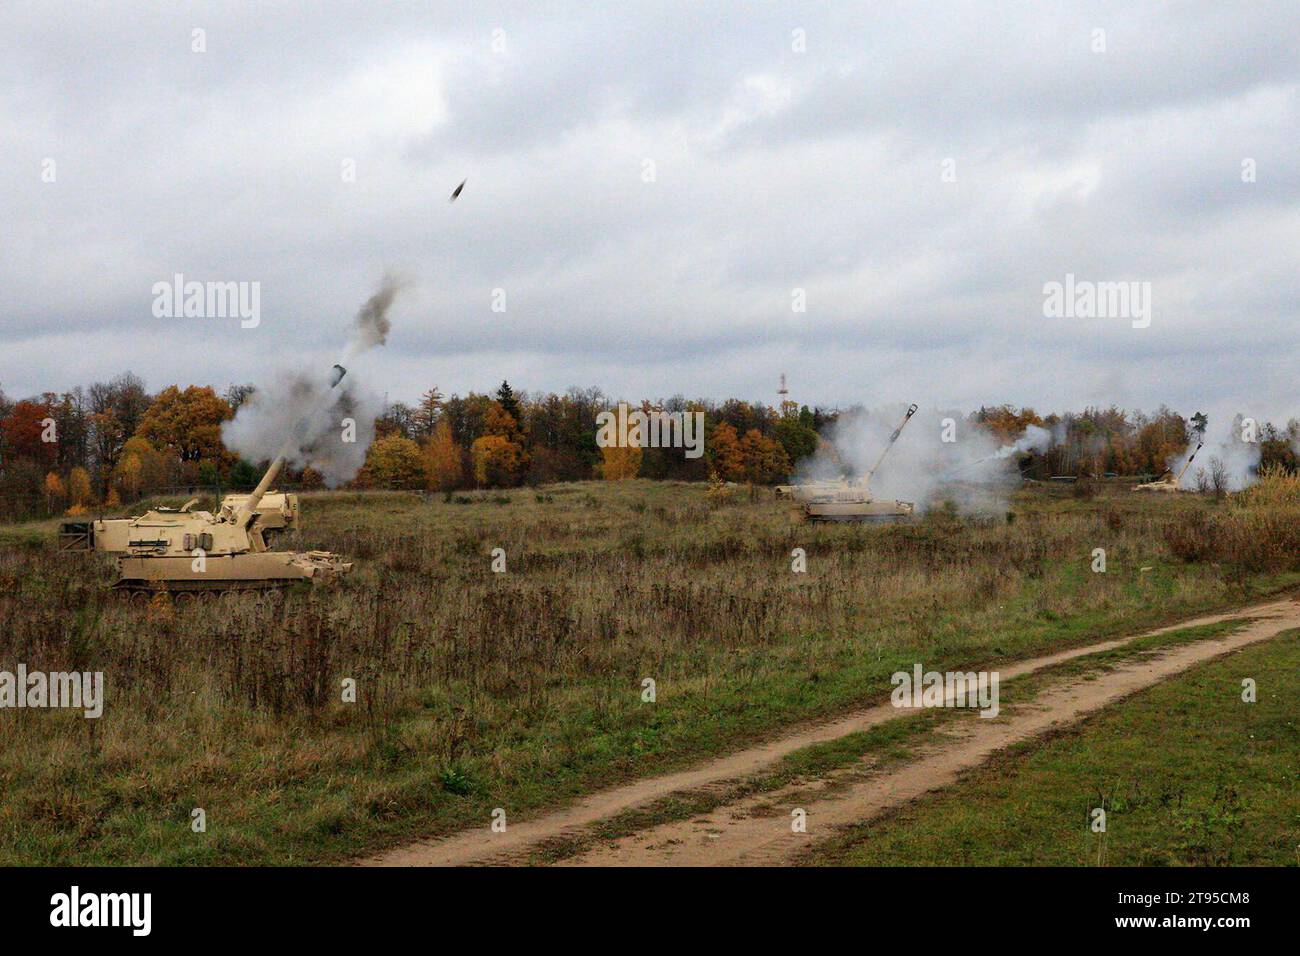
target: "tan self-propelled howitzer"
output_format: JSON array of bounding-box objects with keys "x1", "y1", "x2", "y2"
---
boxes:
[
  {"x1": 59, "y1": 365, "x2": 353, "y2": 597},
  {"x1": 787, "y1": 403, "x2": 919, "y2": 522},
  {"x1": 1133, "y1": 440, "x2": 1203, "y2": 493}
]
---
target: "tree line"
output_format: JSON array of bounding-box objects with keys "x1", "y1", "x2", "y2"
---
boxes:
[{"x1": 1, "y1": 375, "x2": 1296, "y2": 522}]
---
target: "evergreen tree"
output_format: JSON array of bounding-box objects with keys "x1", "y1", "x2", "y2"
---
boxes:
[{"x1": 496, "y1": 380, "x2": 522, "y2": 424}]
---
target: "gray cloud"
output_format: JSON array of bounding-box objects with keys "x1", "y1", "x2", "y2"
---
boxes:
[{"x1": 1, "y1": 1, "x2": 1297, "y2": 424}]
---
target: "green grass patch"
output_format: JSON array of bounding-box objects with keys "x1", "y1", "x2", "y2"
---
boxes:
[{"x1": 815, "y1": 629, "x2": 1300, "y2": 866}]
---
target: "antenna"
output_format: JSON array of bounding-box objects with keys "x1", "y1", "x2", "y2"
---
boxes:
[{"x1": 778, "y1": 373, "x2": 796, "y2": 417}]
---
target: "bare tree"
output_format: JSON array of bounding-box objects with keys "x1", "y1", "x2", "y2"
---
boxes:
[{"x1": 1209, "y1": 456, "x2": 1229, "y2": 499}]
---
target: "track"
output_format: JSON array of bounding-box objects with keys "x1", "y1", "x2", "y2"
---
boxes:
[{"x1": 360, "y1": 598, "x2": 1300, "y2": 867}]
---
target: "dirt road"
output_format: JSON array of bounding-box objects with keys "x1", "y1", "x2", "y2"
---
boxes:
[{"x1": 361, "y1": 598, "x2": 1300, "y2": 867}]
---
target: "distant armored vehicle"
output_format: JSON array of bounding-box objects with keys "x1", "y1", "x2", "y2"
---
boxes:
[
  {"x1": 795, "y1": 403, "x2": 919, "y2": 522},
  {"x1": 1134, "y1": 441, "x2": 1203, "y2": 493}
]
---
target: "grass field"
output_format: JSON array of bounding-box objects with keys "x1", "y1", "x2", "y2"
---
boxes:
[
  {"x1": 0, "y1": 478, "x2": 1297, "y2": 865},
  {"x1": 814, "y1": 629, "x2": 1300, "y2": 866},
  {"x1": 506, "y1": 616, "x2": 1257, "y2": 865}
]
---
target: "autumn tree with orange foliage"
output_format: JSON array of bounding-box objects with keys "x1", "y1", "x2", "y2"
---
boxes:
[
  {"x1": 471, "y1": 401, "x2": 528, "y2": 486},
  {"x1": 1134, "y1": 410, "x2": 1189, "y2": 475},
  {"x1": 112, "y1": 436, "x2": 170, "y2": 500},
  {"x1": 970, "y1": 405, "x2": 1044, "y2": 442},
  {"x1": 472, "y1": 434, "x2": 526, "y2": 487},
  {"x1": 136, "y1": 385, "x2": 234, "y2": 470},
  {"x1": 43, "y1": 472, "x2": 65, "y2": 511},
  {"x1": 739, "y1": 428, "x2": 791, "y2": 483},
  {"x1": 2, "y1": 401, "x2": 57, "y2": 469},
  {"x1": 411, "y1": 387, "x2": 443, "y2": 440},
  {"x1": 706, "y1": 423, "x2": 746, "y2": 482},
  {"x1": 67, "y1": 466, "x2": 94, "y2": 507},
  {"x1": 423, "y1": 419, "x2": 464, "y2": 491}
]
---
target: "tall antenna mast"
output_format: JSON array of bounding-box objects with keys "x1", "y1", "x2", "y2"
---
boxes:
[{"x1": 778, "y1": 373, "x2": 795, "y2": 417}]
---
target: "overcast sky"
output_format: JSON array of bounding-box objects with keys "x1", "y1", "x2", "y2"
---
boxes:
[{"x1": 2, "y1": 1, "x2": 1297, "y2": 422}]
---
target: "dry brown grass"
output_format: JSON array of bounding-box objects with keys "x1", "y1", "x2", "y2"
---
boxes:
[
  {"x1": 0, "y1": 478, "x2": 1293, "y2": 863},
  {"x1": 1166, "y1": 466, "x2": 1300, "y2": 572}
]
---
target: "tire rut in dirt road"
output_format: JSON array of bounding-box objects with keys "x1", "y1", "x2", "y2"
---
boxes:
[
  {"x1": 358, "y1": 598, "x2": 1299, "y2": 867},
  {"x1": 561, "y1": 604, "x2": 1300, "y2": 866}
]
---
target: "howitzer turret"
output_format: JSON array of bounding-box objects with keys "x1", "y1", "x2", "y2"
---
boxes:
[{"x1": 60, "y1": 364, "x2": 353, "y2": 598}]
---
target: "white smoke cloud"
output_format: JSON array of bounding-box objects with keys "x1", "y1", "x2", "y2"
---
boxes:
[
  {"x1": 797, "y1": 405, "x2": 1053, "y2": 514},
  {"x1": 1173, "y1": 414, "x2": 1261, "y2": 491},
  {"x1": 997, "y1": 424, "x2": 1052, "y2": 458},
  {"x1": 222, "y1": 278, "x2": 404, "y2": 486},
  {"x1": 221, "y1": 368, "x2": 384, "y2": 487}
]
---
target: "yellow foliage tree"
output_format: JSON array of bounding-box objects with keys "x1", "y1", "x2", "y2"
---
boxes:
[
  {"x1": 484, "y1": 402, "x2": 522, "y2": 441},
  {"x1": 136, "y1": 385, "x2": 234, "y2": 466},
  {"x1": 358, "y1": 435, "x2": 425, "y2": 489},
  {"x1": 115, "y1": 454, "x2": 142, "y2": 500},
  {"x1": 599, "y1": 443, "x2": 642, "y2": 480},
  {"x1": 480, "y1": 402, "x2": 530, "y2": 481},
  {"x1": 739, "y1": 429, "x2": 791, "y2": 484},
  {"x1": 44, "y1": 472, "x2": 66, "y2": 510},
  {"x1": 67, "y1": 466, "x2": 94, "y2": 506},
  {"x1": 112, "y1": 436, "x2": 168, "y2": 499}
]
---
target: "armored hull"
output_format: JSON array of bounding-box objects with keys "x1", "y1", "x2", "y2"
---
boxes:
[
  {"x1": 76, "y1": 492, "x2": 299, "y2": 553},
  {"x1": 114, "y1": 551, "x2": 351, "y2": 594},
  {"x1": 791, "y1": 477, "x2": 915, "y2": 521},
  {"x1": 790, "y1": 403, "x2": 920, "y2": 522},
  {"x1": 804, "y1": 498, "x2": 915, "y2": 522}
]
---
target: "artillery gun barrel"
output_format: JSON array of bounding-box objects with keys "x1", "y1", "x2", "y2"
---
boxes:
[
  {"x1": 1173, "y1": 440, "x2": 1204, "y2": 484},
  {"x1": 866, "y1": 403, "x2": 918, "y2": 479},
  {"x1": 241, "y1": 456, "x2": 288, "y2": 523},
  {"x1": 236, "y1": 364, "x2": 347, "y2": 526}
]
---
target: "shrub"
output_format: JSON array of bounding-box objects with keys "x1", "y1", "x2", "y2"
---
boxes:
[{"x1": 1166, "y1": 467, "x2": 1300, "y2": 571}]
